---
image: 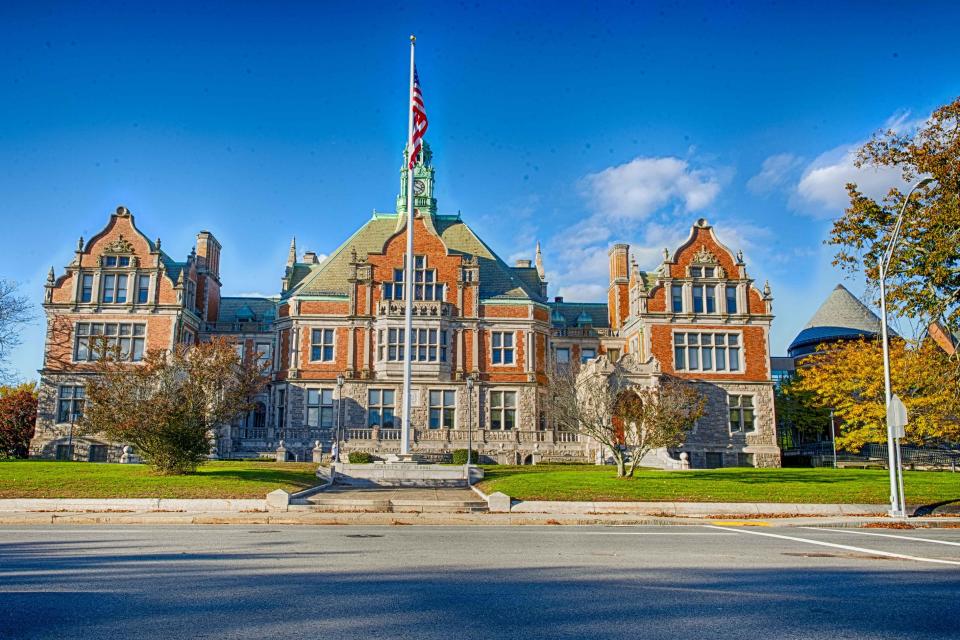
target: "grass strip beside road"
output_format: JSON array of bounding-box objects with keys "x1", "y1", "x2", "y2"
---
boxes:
[
  {"x1": 476, "y1": 465, "x2": 960, "y2": 505},
  {"x1": 0, "y1": 460, "x2": 320, "y2": 499}
]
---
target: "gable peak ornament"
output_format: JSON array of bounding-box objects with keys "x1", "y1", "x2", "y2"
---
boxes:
[
  {"x1": 103, "y1": 234, "x2": 134, "y2": 254},
  {"x1": 691, "y1": 245, "x2": 719, "y2": 265}
]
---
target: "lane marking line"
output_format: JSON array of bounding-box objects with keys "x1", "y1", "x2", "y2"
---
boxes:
[
  {"x1": 709, "y1": 520, "x2": 770, "y2": 527},
  {"x1": 800, "y1": 527, "x2": 960, "y2": 548},
  {"x1": 703, "y1": 525, "x2": 960, "y2": 566},
  {"x1": 575, "y1": 531, "x2": 737, "y2": 536}
]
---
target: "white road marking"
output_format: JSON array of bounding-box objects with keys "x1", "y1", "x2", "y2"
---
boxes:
[
  {"x1": 704, "y1": 525, "x2": 960, "y2": 566},
  {"x1": 576, "y1": 531, "x2": 737, "y2": 535},
  {"x1": 801, "y1": 527, "x2": 960, "y2": 548}
]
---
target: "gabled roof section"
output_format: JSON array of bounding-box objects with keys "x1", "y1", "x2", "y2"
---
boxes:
[
  {"x1": 549, "y1": 301, "x2": 610, "y2": 328},
  {"x1": 289, "y1": 212, "x2": 544, "y2": 302},
  {"x1": 219, "y1": 296, "x2": 278, "y2": 323},
  {"x1": 512, "y1": 266, "x2": 543, "y2": 293}
]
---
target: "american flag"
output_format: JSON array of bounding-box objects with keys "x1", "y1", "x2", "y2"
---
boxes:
[{"x1": 409, "y1": 67, "x2": 428, "y2": 169}]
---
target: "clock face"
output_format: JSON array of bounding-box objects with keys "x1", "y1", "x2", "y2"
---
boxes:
[{"x1": 413, "y1": 179, "x2": 426, "y2": 196}]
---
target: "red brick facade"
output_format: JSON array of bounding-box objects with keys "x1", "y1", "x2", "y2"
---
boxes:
[{"x1": 31, "y1": 159, "x2": 779, "y2": 468}]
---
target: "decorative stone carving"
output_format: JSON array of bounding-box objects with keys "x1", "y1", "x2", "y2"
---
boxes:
[
  {"x1": 691, "y1": 245, "x2": 719, "y2": 265},
  {"x1": 103, "y1": 235, "x2": 134, "y2": 254}
]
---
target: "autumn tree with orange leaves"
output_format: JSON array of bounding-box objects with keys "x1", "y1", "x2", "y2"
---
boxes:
[
  {"x1": 81, "y1": 338, "x2": 268, "y2": 474},
  {"x1": 791, "y1": 338, "x2": 960, "y2": 451},
  {"x1": 829, "y1": 96, "x2": 960, "y2": 372}
]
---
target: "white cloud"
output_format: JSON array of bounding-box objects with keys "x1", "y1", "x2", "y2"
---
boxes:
[
  {"x1": 793, "y1": 144, "x2": 906, "y2": 214},
  {"x1": 581, "y1": 156, "x2": 722, "y2": 220},
  {"x1": 747, "y1": 153, "x2": 804, "y2": 195},
  {"x1": 222, "y1": 291, "x2": 277, "y2": 299},
  {"x1": 790, "y1": 108, "x2": 931, "y2": 216},
  {"x1": 557, "y1": 283, "x2": 606, "y2": 302}
]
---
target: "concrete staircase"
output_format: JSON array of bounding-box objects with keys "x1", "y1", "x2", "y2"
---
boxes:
[{"x1": 303, "y1": 487, "x2": 488, "y2": 513}]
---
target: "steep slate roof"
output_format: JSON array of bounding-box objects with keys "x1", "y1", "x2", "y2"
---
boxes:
[
  {"x1": 289, "y1": 213, "x2": 544, "y2": 302},
  {"x1": 158, "y1": 251, "x2": 188, "y2": 283},
  {"x1": 788, "y1": 284, "x2": 887, "y2": 357},
  {"x1": 549, "y1": 301, "x2": 610, "y2": 328},
  {"x1": 219, "y1": 296, "x2": 278, "y2": 323},
  {"x1": 512, "y1": 266, "x2": 544, "y2": 294}
]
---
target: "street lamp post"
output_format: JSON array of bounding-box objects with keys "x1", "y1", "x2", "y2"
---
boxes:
[
  {"x1": 877, "y1": 176, "x2": 935, "y2": 517},
  {"x1": 829, "y1": 409, "x2": 837, "y2": 469},
  {"x1": 466, "y1": 376, "x2": 475, "y2": 483},
  {"x1": 335, "y1": 374, "x2": 345, "y2": 465}
]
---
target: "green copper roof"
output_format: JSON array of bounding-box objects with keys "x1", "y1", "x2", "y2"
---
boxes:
[
  {"x1": 288, "y1": 213, "x2": 545, "y2": 302},
  {"x1": 549, "y1": 301, "x2": 610, "y2": 328}
]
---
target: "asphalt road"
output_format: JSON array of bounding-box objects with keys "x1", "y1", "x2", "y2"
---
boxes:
[{"x1": 1, "y1": 525, "x2": 958, "y2": 639}]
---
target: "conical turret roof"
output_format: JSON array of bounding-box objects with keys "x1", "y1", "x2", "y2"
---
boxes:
[{"x1": 788, "y1": 284, "x2": 887, "y2": 358}]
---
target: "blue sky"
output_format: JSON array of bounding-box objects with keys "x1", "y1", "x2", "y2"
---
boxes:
[{"x1": 2, "y1": 1, "x2": 959, "y2": 380}]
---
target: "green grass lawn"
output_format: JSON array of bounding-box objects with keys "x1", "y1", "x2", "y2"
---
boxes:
[
  {"x1": 476, "y1": 465, "x2": 960, "y2": 505},
  {"x1": 0, "y1": 460, "x2": 321, "y2": 499}
]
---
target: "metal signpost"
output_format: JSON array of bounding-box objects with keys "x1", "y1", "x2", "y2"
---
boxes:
[{"x1": 886, "y1": 394, "x2": 908, "y2": 517}]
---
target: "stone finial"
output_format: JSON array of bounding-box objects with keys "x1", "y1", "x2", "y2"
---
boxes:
[
  {"x1": 176, "y1": 270, "x2": 185, "y2": 287},
  {"x1": 155, "y1": 237, "x2": 162, "y2": 250},
  {"x1": 77, "y1": 236, "x2": 84, "y2": 252},
  {"x1": 46, "y1": 266, "x2": 55, "y2": 284},
  {"x1": 736, "y1": 249, "x2": 744, "y2": 264},
  {"x1": 535, "y1": 241, "x2": 545, "y2": 279},
  {"x1": 662, "y1": 247, "x2": 670, "y2": 261},
  {"x1": 287, "y1": 237, "x2": 297, "y2": 267},
  {"x1": 763, "y1": 280, "x2": 772, "y2": 297},
  {"x1": 116, "y1": 205, "x2": 130, "y2": 217}
]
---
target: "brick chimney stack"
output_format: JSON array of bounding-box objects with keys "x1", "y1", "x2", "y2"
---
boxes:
[{"x1": 608, "y1": 243, "x2": 630, "y2": 330}]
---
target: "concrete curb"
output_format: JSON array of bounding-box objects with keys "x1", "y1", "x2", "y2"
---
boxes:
[
  {"x1": 0, "y1": 510, "x2": 956, "y2": 528},
  {"x1": 508, "y1": 500, "x2": 890, "y2": 517},
  {"x1": 0, "y1": 498, "x2": 269, "y2": 513}
]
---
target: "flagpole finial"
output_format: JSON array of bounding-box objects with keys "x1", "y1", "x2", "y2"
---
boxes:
[{"x1": 410, "y1": 34, "x2": 416, "y2": 44}]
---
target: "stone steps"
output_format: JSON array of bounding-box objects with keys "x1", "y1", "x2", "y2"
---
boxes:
[{"x1": 303, "y1": 496, "x2": 489, "y2": 513}]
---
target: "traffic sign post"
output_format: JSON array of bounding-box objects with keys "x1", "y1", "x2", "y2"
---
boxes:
[{"x1": 886, "y1": 394, "x2": 908, "y2": 517}]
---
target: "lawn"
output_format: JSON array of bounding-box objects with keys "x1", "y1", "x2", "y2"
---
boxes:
[
  {"x1": 0, "y1": 460, "x2": 321, "y2": 499},
  {"x1": 476, "y1": 465, "x2": 960, "y2": 505}
]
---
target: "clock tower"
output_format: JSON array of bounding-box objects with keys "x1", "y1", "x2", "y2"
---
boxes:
[{"x1": 397, "y1": 141, "x2": 438, "y2": 216}]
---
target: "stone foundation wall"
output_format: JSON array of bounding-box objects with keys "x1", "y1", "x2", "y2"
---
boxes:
[{"x1": 678, "y1": 380, "x2": 780, "y2": 468}]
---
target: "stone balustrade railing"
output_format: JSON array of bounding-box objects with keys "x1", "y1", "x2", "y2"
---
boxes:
[{"x1": 340, "y1": 428, "x2": 572, "y2": 445}]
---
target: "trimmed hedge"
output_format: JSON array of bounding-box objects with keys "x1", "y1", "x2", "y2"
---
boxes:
[
  {"x1": 451, "y1": 449, "x2": 480, "y2": 465},
  {"x1": 348, "y1": 451, "x2": 374, "y2": 464}
]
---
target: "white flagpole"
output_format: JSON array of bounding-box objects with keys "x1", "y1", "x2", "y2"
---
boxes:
[{"x1": 400, "y1": 34, "x2": 416, "y2": 457}]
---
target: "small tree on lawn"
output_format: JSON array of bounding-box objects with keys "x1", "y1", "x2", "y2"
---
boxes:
[
  {"x1": 547, "y1": 361, "x2": 705, "y2": 478},
  {"x1": 0, "y1": 382, "x2": 38, "y2": 459},
  {"x1": 81, "y1": 337, "x2": 268, "y2": 474},
  {"x1": 620, "y1": 377, "x2": 706, "y2": 478}
]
